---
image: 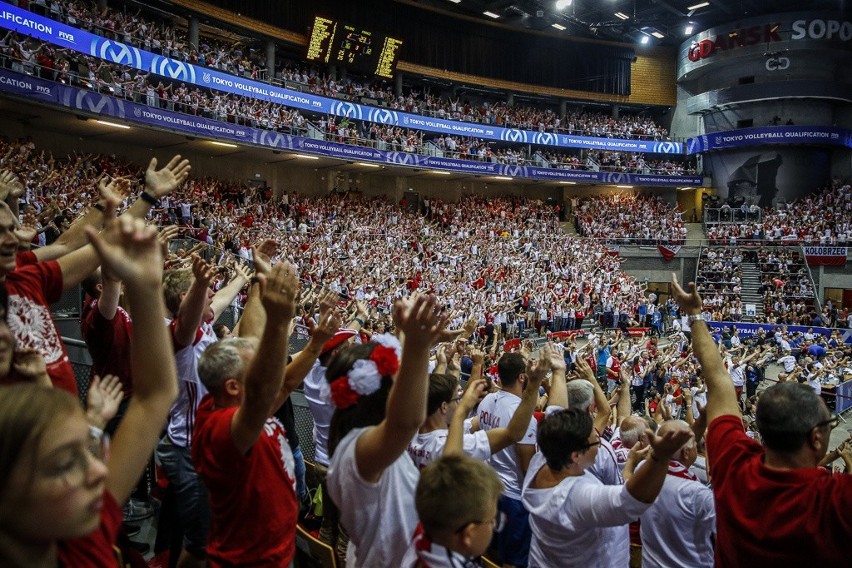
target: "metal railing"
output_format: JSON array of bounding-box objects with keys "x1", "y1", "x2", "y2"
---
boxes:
[{"x1": 703, "y1": 207, "x2": 763, "y2": 225}]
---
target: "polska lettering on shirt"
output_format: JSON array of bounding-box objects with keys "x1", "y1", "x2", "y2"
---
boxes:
[{"x1": 479, "y1": 410, "x2": 501, "y2": 429}]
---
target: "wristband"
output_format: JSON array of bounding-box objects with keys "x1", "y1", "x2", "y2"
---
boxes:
[
  {"x1": 354, "y1": 317, "x2": 365, "y2": 326},
  {"x1": 686, "y1": 313, "x2": 708, "y2": 325},
  {"x1": 93, "y1": 202, "x2": 106, "y2": 212},
  {"x1": 140, "y1": 191, "x2": 160, "y2": 206}
]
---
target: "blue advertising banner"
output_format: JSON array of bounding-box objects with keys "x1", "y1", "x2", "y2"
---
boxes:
[
  {"x1": 708, "y1": 321, "x2": 852, "y2": 344},
  {"x1": 687, "y1": 125, "x2": 852, "y2": 154},
  {"x1": 0, "y1": 67, "x2": 703, "y2": 186},
  {"x1": 0, "y1": 3, "x2": 685, "y2": 154}
]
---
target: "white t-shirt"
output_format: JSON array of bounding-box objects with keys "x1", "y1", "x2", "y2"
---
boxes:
[
  {"x1": 477, "y1": 391, "x2": 538, "y2": 499},
  {"x1": 522, "y1": 452, "x2": 649, "y2": 568},
  {"x1": 590, "y1": 436, "x2": 624, "y2": 486},
  {"x1": 327, "y1": 427, "x2": 419, "y2": 568},
  {"x1": 407, "y1": 429, "x2": 491, "y2": 470},
  {"x1": 777, "y1": 355, "x2": 797, "y2": 373},
  {"x1": 729, "y1": 364, "x2": 746, "y2": 387},
  {"x1": 166, "y1": 321, "x2": 216, "y2": 448},
  {"x1": 639, "y1": 465, "x2": 716, "y2": 568},
  {"x1": 302, "y1": 360, "x2": 335, "y2": 466}
]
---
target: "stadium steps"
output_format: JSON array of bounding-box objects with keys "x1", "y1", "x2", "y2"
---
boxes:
[
  {"x1": 739, "y1": 261, "x2": 765, "y2": 322},
  {"x1": 561, "y1": 221, "x2": 579, "y2": 236}
]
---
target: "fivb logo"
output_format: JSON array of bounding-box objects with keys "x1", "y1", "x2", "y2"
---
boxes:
[
  {"x1": 329, "y1": 101, "x2": 363, "y2": 120},
  {"x1": 500, "y1": 129, "x2": 527, "y2": 143},
  {"x1": 258, "y1": 130, "x2": 294, "y2": 149},
  {"x1": 367, "y1": 108, "x2": 398, "y2": 125},
  {"x1": 531, "y1": 132, "x2": 558, "y2": 146},
  {"x1": 601, "y1": 172, "x2": 628, "y2": 184},
  {"x1": 686, "y1": 138, "x2": 702, "y2": 155},
  {"x1": 651, "y1": 141, "x2": 681, "y2": 154},
  {"x1": 202, "y1": 72, "x2": 212, "y2": 84},
  {"x1": 72, "y1": 91, "x2": 126, "y2": 118},
  {"x1": 150, "y1": 56, "x2": 196, "y2": 82},
  {"x1": 89, "y1": 38, "x2": 142, "y2": 69}
]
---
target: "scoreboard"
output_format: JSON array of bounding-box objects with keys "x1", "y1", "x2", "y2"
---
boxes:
[{"x1": 306, "y1": 16, "x2": 403, "y2": 79}]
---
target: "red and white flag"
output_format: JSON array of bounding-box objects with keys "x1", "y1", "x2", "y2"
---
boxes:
[
  {"x1": 658, "y1": 244, "x2": 682, "y2": 261},
  {"x1": 803, "y1": 246, "x2": 847, "y2": 266},
  {"x1": 605, "y1": 245, "x2": 620, "y2": 257}
]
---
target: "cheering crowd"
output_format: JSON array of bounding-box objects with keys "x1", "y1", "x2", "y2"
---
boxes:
[
  {"x1": 706, "y1": 180, "x2": 852, "y2": 245},
  {"x1": 0, "y1": 135, "x2": 849, "y2": 566},
  {"x1": 21, "y1": 0, "x2": 671, "y2": 141},
  {"x1": 574, "y1": 193, "x2": 688, "y2": 245}
]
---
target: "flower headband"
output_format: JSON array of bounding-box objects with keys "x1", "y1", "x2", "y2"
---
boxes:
[{"x1": 329, "y1": 333, "x2": 402, "y2": 409}]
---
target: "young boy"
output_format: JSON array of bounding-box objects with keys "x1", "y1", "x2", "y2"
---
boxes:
[{"x1": 403, "y1": 455, "x2": 504, "y2": 567}]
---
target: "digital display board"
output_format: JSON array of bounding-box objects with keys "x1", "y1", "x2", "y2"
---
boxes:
[{"x1": 306, "y1": 16, "x2": 403, "y2": 79}]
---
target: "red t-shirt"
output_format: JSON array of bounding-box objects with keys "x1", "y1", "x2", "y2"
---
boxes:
[
  {"x1": 15, "y1": 250, "x2": 38, "y2": 267},
  {"x1": 57, "y1": 490, "x2": 122, "y2": 567},
  {"x1": 6, "y1": 259, "x2": 77, "y2": 394},
  {"x1": 192, "y1": 395, "x2": 298, "y2": 567},
  {"x1": 707, "y1": 414, "x2": 852, "y2": 566},
  {"x1": 81, "y1": 298, "x2": 134, "y2": 396}
]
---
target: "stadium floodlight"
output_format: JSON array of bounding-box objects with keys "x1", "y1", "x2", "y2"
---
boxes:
[
  {"x1": 552, "y1": 23, "x2": 567, "y2": 30},
  {"x1": 447, "y1": 0, "x2": 461, "y2": 3},
  {"x1": 431, "y1": 170, "x2": 452, "y2": 175},
  {"x1": 685, "y1": 23, "x2": 695, "y2": 35},
  {"x1": 616, "y1": 185, "x2": 633, "y2": 189},
  {"x1": 95, "y1": 120, "x2": 130, "y2": 129},
  {"x1": 483, "y1": 11, "x2": 500, "y2": 18},
  {"x1": 493, "y1": 176, "x2": 513, "y2": 181},
  {"x1": 210, "y1": 141, "x2": 237, "y2": 148},
  {"x1": 555, "y1": 0, "x2": 572, "y2": 10},
  {"x1": 357, "y1": 162, "x2": 381, "y2": 168},
  {"x1": 640, "y1": 35, "x2": 650, "y2": 44},
  {"x1": 687, "y1": 2, "x2": 710, "y2": 10},
  {"x1": 294, "y1": 154, "x2": 319, "y2": 160},
  {"x1": 651, "y1": 31, "x2": 665, "y2": 39},
  {"x1": 614, "y1": 12, "x2": 629, "y2": 20}
]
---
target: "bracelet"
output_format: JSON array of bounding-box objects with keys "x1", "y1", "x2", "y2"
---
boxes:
[
  {"x1": 686, "y1": 313, "x2": 708, "y2": 325},
  {"x1": 93, "y1": 202, "x2": 106, "y2": 212},
  {"x1": 250, "y1": 275, "x2": 261, "y2": 286},
  {"x1": 354, "y1": 317, "x2": 365, "y2": 326},
  {"x1": 140, "y1": 191, "x2": 160, "y2": 206}
]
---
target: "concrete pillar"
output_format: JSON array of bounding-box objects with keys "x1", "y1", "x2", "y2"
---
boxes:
[
  {"x1": 340, "y1": 67, "x2": 347, "y2": 81},
  {"x1": 560, "y1": 99, "x2": 567, "y2": 117},
  {"x1": 507, "y1": 92, "x2": 515, "y2": 106},
  {"x1": 394, "y1": 72, "x2": 403, "y2": 97},
  {"x1": 265, "y1": 40, "x2": 276, "y2": 82},
  {"x1": 612, "y1": 105, "x2": 620, "y2": 119},
  {"x1": 188, "y1": 17, "x2": 199, "y2": 50},
  {"x1": 328, "y1": 65, "x2": 337, "y2": 81}
]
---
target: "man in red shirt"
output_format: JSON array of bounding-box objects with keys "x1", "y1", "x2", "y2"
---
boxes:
[
  {"x1": 192, "y1": 262, "x2": 303, "y2": 567},
  {"x1": 669, "y1": 273, "x2": 852, "y2": 566}
]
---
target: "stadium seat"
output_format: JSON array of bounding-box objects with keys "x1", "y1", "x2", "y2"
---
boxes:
[{"x1": 295, "y1": 523, "x2": 338, "y2": 568}]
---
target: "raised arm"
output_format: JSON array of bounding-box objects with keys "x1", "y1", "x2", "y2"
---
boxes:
[
  {"x1": 210, "y1": 262, "x2": 251, "y2": 320},
  {"x1": 86, "y1": 217, "x2": 178, "y2": 505},
  {"x1": 230, "y1": 262, "x2": 298, "y2": 455},
  {"x1": 445, "y1": 378, "x2": 486, "y2": 457},
  {"x1": 576, "y1": 357, "x2": 611, "y2": 433},
  {"x1": 670, "y1": 274, "x2": 740, "y2": 423},
  {"x1": 355, "y1": 294, "x2": 448, "y2": 483},
  {"x1": 172, "y1": 255, "x2": 216, "y2": 348}
]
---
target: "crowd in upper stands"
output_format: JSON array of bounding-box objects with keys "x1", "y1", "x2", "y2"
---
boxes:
[
  {"x1": 706, "y1": 180, "x2": 852, "y2": 245},
  {"x1": 574, "y1": 193, "x2": 687, "y2": 245},
  {"x1": 23, "y1": 0, "x2": 671, "y2": 141}
]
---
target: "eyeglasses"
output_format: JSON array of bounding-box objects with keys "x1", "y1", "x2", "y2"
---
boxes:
[
  {"x1": 454, "y1": 510, "x2": 507, "y2": 534},
  {"x1": 813, "y1": 414, "x2": 840, "y2": 432},
  {"x1": 43, "y1": 425, "x2": 110, "y2": 487}
]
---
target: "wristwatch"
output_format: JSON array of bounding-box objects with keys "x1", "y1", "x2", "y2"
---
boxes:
[{"x1": 687, "y1": 313, "x2": 708, "y2": 325}]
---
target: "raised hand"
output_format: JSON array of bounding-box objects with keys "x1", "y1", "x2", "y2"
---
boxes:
[
  {"x1": 670, "y1": 273, "x2": 703, "y2": 315},
  {"x1": 0, "y1": 169, "x2": 24, "y2": 201},
  {"x1": 540, "y1": 342, "x2": 567, "y2": 373},
  {"x1": 190, "y1": 254, "x2": 217, "y2": 289},
  {"x1": 145, "y1": 154, "x2": 191, "y2": 198},
  {"x1": 459, "y1": 377, "x2": 487, "y2": 413},
  {"x1": 574, "y1": 356, "x2": 596, "y2": 383},
  {"x1": 394, "y1": 294, "x2": 448, "y2": 347},
  {"x1": 525, "y1": 355, "x2": 551, "y2": 386},
  {"x1": 14, "y1": 212, "x2": 39, "y2": 244},
  {"x1": 647, "y1": 421, "x2": 694, "y2": 461},
  {"x1": 232, "y1": 260, "x2": 253, "y2": 284},
  {"x1": 12, "y1": 348, "x2": 51, "y2": 387},
  {"x1": 317, "y1": 288, "x2": 339, "y2": 315},
  {"x1": 98, "y1": 175, "x2": 131, "y2": 207},
  {"x1": 312, "y1": 306, "x2": 342, "y2": 346},
  {"x1": 259, "y1": 260, "x2": 299, "y2": 320},
  {"x1": 251, "y1": 244, "x2": 272, "y2": 275},
  {"x1": 86, "y1": 374, "x2": 124, "y2": 427},
  {"x1": 85, "y1": 217, "x2": 163, "y2": 289},
  {"x1": 157, "y1": 225, "x2": 179, "y2": 257}
]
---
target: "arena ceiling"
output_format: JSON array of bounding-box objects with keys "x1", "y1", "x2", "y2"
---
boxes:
[{"x1": 412, "y1": 0, "x2": 846, "y2": 46}]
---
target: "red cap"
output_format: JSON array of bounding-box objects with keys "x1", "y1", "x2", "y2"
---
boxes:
[{"x1": 321, "y1": 328, "x2": 357, "y2": 355}]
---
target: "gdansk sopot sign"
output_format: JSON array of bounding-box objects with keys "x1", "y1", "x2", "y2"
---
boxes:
[{"x1": 687, "y1": 18, "x2": 852, "y2": 62}]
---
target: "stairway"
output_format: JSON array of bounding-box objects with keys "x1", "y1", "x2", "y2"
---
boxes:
[{"x1": 739, "y1": 260, "x2": 764, "y2": 322}]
